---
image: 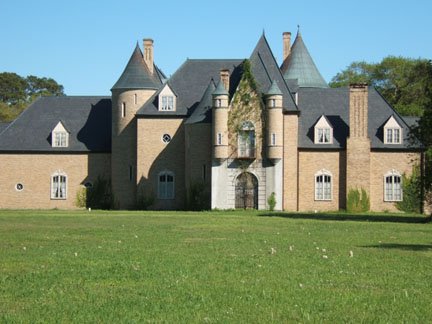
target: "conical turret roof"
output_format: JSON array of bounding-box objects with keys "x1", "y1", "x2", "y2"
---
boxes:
[
  {"x1": 111, "y1": 43, "x2": 160, "y2": 90},
  {"x1": 281, "y1": 32, "x2": 328, "y2": 88},
  {"x1": 266, "y1": 80, "x2": 283, "y2": 95},
  {"x1": 213, "y1": 80, "x2": 229, "y2": 96}
]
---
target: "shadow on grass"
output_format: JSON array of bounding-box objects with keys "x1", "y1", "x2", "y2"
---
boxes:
[
  {"x1": 362, "y1": 243, "x2": 432, "y2": 251},
  {"x1": 258, "y1": 212, "x2": 431, "y2": 224}
]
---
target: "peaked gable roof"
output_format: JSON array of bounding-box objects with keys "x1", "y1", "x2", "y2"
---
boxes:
[
  {"x1": 249, "y1": 34, "x2": 297, "y2": 111},
  {"x1": 185, "y1": 80, "x2": 216, "y2": 124},
  {"x1": 111, "y1": 44, "x2": 161, "y2": 90},
  {"x1": 281, "y1": 32, "x2": 328, "y2": 88},
  {"x1": 137, "y1": 59, "x2": 243, "y2": 117},
  {"x1": 0, "y1": 96, "x2": 111, "y2": 152},
  {"x1": 298, "y1": 86, "x2": 420, "y2": 149}
]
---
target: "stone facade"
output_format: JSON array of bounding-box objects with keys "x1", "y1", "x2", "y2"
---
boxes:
[{"x1": 0, "y1": 153, "x2": 110, "y2": 209}]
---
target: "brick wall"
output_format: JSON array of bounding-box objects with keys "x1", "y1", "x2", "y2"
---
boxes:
[{"x1": 0, "y1": 153, "x2": 110, "y2": 209}]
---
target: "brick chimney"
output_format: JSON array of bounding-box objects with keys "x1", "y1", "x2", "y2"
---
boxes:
[
  {"x1": 220, "y1": 69, "x2": 230, "y2": 91},
  {"x1": 143, "y1": 38, "x2": 154, "y2": 75},
  {"x1": 349, "y1": 84, "x2": 369, "y2": 138},
  {"x1": 346, "y1": 83, "x2": 371, "y2": 207},
  {"x1": 283, "y1": 32, "x2": 292, "y2": 61}
]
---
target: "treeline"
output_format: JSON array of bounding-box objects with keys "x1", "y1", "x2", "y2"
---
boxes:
[{"x1": 0, "y1": 72, "x2": 64, "y2": 122}]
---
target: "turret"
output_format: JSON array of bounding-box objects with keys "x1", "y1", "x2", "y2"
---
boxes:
[
  {"x1": 212, "y1": 74, "x2": 229, "y2": 159},
  {"x1": 110, "y1": 41, "x2": 160, "y2": 209},
  {"x1": 266, "y1": 80, "x2": 283, "y2": 159}
]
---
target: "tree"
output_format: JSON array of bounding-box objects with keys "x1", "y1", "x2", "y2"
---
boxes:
[
  {"x1": 330, "y1": 56, "x2": 431, "y2": 117},
  {"x1": 0, "y1": 72, "x2": 64, "y2": 122}
]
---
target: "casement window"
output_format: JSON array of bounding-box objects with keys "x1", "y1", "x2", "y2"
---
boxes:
[
  {"x1": 161, "y1": 96, "x2": 174, "y2": 111},
  {"x1": 51, "y1": 121, "x2": 69, "y2": 148},
  {"x1": 158, "y1": 171, "x2": 175, "y2": 199},
  {"x1": 238, "y1": 121, "x2": 255, "y2": 158},
  {"x1": 383, "y1": 116, "x2": 402, "y2": 144},
  {"x1": 215, "y1": 99, "x2": 222, "y2": 108},
  {"x1": 314, "y1": 115, "x2": 333, "y2": 144},
  {"x1": 384, "y1": 170, "x2": 402, "y2": 201},
  {"x1": 51, "y1": 172, "x2": 67, "y2": 199},
  {"x1": 315, "y1": 170, "x2": 332, "y2": 201},
  {"x1": 121, "y1": 102, "x2": 126, "y2": 118},
  {"x1": 385, "y1": 128, "x2": 401, "y2": 144},
  {"x1": 53, "y1": 131, "x2": 68, "y2": 147},
  {"x1": 217, "y1": 133, "x2": 222, "y2": 145},
  {"x1": 271, "y1": 133, "x2": 276, "y2": 146}
]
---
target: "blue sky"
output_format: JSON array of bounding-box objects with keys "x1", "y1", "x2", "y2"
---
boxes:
[{"x1": 1, "y1": 0, "x2": 431, "y2": 95}]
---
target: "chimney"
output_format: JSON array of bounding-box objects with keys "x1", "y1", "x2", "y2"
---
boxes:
[
  {"x1": 283, "y1": 32, "x2": 292, "y2": 61},
  {"x1": 349, "y1": 84, "x2": 368, "y2": 138},
  {"x1": 143, "y1": 38, "x2": 154, "y2": 75},
  {"x1": 220, "y1": 69, "x2": 230, "y2": 91}
]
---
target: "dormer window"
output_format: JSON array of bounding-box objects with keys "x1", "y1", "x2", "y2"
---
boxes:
[
  {"x1": 383, "y1": 116, "x2": 402, "y2": 144},
  {"x1": 161, "y1": 96, "x2": 174, "y2": 111},
  {"x1": 314, "y1": 115, "x2": 333, "y2": 144},
  {"x1": 158, "y1": 84, "x2": 176, "y2": 112},
  {"x1": 51, "y1": 121, "x2": 69, "y2": 148}
]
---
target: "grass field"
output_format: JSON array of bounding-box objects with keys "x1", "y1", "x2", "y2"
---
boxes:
[{"x1": 0, "y1": 209, "x2": 431, "y2": 323}]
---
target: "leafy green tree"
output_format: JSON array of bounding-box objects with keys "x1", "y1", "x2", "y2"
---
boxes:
[
  {"x1": 0, "y1": 72, "x2": 64, "y2": 122},
  {"x1": 330, "y1": 57, "x2": 432, "y2": 117}
]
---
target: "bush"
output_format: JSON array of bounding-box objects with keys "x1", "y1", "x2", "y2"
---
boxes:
[
  {"x1": 187, "y1": 182, "x2": 210, "y2": 211},
  {"x1": 347, "y1": 188, "x2": 370, "y2": 213},
  {"x1": 267, "y1": 192, "x2": 276, "y2": 211},
  {"x1": 137, "y1": 189, "x2": 155, "y2": 210},
  {"x1": 396, "y1": 166, "x2": 422, "y2": 213},
  {"x1": 75, "y1": 187, "x2": 87, "y2": 208}
]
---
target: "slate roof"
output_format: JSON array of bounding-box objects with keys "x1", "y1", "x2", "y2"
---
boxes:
[
  {"x1": 111, "y1": 44, "x2": 162, "y2": 90},
  {"x1": 281, "y1": 32, "x2": 329, "y2": 88},
  {"x1": 298, "y1": 87, "x2": 421, "y2": 150},
  {"x1": 0, "y1": 96, "x2": 111, "y2": 152},
  {"x1": 0, "y1": 122, "x2": 11, "y2": 134},
  {"x1": 185, "y1": 80, "x2": 216, "y2": 124},
  {"x1": 137, "y1": 59, "x2": 243, "y2": 117},
  {"x1": 249, "y1": 35, "x2": 297, "y2": 111}
]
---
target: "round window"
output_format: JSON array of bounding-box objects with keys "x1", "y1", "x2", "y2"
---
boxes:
[
  {"x1": 84, "y1": 182, "x2": 93, "y2": 189},
  {"x1": 162, "y1": 134, "x2": 172, "y2": 144},
  {"x1": 16, "y1": 183, "x2": 24, "y2": 191}
]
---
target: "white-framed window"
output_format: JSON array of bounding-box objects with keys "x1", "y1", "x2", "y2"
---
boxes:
[
  {"x1": 269, "y1": 99, "x2": 275, "y2": 108},
  {"x1": 51, "y1": 172, "x2": 67, "y2": 199},
  {"x1": 217, "y1": 132, "x2": 222, "y2": 145},
  {"x1": 15, "y1": 183, "x2": 24, "y2": 191},
  {"x1": 238, "y1": 121, "x2": 255, "y2": 158},
  {"x1": 161, "y1": 96, "x2": 174, "y2": 111},
  {"x1": 384, "y1": 170, "x2": 402, "y2": 201},
  {"x1": 314, "y1": 116, "x2": 333, "y2": 144},
  {"x1": 315, "y1": 169, "x2": 332, "y2": 201},
  {"x1": 158, "y1": 171, "x2": 175, "y2": 199},
  {"x1": 383, "y1": 116, "x2": 402, "y2": 144},
  {"x1": 51, "y1": 121, "x2": 69, "y2": 148},
  {"x1": 121, "y1": 102, "x2": 126, "y2": 118},
  {"x1": 158, "y1": 84, "x2": 177, "y2": 112},
  {"x1": 215, "y1": 99, "x2": 222, "y2": 108}
]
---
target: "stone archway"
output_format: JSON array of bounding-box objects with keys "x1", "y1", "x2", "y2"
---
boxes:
[{"x1": 235, "y1": 172, "x2": 258, "y2": 209}]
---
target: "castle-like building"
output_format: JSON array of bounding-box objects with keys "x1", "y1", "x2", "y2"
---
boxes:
[{"x1": 0, "y1": 31, "x2": 422, "y2": 211}]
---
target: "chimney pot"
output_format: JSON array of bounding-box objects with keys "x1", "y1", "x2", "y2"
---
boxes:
[{"x1": 220, "y1": 69, "x2": 230, "y2": 91}]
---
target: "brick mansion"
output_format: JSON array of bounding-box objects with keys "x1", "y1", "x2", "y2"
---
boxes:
[{"x1": 0, "y1": 31, "x2": 423, "y2": 211}]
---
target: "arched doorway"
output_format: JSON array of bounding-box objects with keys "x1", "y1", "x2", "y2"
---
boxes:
[{"x1": 235, "y1": 172, "x2": 258, "y2": 209}]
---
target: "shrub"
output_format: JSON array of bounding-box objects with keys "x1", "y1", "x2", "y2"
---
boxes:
[
  {"x1": 137, "y1": 189, "x2": 155, "y2": 210},
  {"x1": 396, "y1": 166, "x2": 422, "y2": 213},
  {"x1": 347, "y1": 188, "x2": 370, "y2": 213},
  {"x1": 187, "y1": 182, "x2": 210, "y2": 211},
  {"x1": 75, "y1": 187, "x2": 87, "y2": 208},
  {"x1": 267, "y1": 192, "x2": 276, "y2": 211}
]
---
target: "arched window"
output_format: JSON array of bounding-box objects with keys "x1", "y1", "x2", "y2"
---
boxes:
[
  {"x1": 238, "y1": 121, "x2": 255, "y2": 158},
  {"x1": 315, "y1": 169, "x2": 332, "y2": 201},
  {"x1": 158, "y1": 171, "x2": 175, "y2": 199},
  {"x1": 384, "y1": 170, "x2": 402, "y2": 201},
  {"x1": 51, "y1": 172, "x2": 67, "y2": 199}
]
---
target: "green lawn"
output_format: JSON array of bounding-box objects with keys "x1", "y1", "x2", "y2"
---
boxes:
[{"x1": 0, "y1": 210, "x2": 431, "y2": 323}]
